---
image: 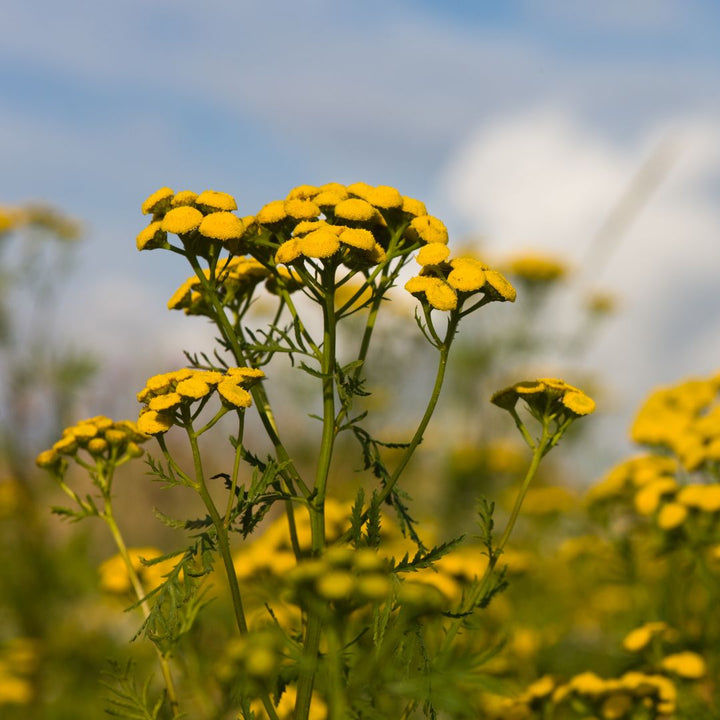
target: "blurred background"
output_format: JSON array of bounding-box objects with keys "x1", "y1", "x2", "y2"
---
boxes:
[{"x1": 2, "y1": 1, "x2": 720, "y2": 716}]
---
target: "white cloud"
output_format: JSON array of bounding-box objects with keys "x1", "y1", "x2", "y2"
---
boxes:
[{"x1": 441, "y1": 108, "x2": 720, "y2": 451}]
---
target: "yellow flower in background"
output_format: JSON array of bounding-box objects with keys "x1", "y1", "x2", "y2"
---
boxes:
[
  {"x1": 661, "y1": 651, "x2": 707, "y2": 679},
  {"x1": 622, "y1": 621, "x2": 671, "y2": 653},
  {"x1": 99, "y1": 547, "x2": 176, "y2": 594},
  {"x1": 505, "y1": 252, "x2": 568, "y2": 284}
]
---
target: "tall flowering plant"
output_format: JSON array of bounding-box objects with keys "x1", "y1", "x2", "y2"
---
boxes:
[{"x1": 37, "y1": 183, "x2": 594, "y2": 719}]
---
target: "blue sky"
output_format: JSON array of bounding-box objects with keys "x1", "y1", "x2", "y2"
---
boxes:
[{"x1": 2, "y1": 0, "x2": 720, "y2": 460}]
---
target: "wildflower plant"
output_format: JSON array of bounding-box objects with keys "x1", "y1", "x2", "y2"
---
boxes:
[{"x1": 37, "y1": 183, "x2": 595, "y2": 719}]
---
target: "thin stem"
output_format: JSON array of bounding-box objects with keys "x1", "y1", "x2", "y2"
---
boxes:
[
  {"x1": 296, "y1": 267, "x2": 338, "y2": 720},
  {"x1": 441, "y1": 423, "x2": 552, "y2": 652},
  {"x1": 102, "y1": 497, "x2": 181, "y2": 718},
  {"x1": 224, "y1": 412, "x2": 245, "y2": 528}
]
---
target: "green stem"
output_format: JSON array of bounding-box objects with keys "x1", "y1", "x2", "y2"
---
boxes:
[
  {"x1": 296, "y1": 268, "x2": 338, "y2": 720},
  {"x1": 441, "y1": 423, "x2": 551, "y2": 652},
  {"x1": 188, "y1": 255, "x2": 311, "y2": 499},
  {"x1": 102, "y1": 498, "x2": 181, "y2": 718}
]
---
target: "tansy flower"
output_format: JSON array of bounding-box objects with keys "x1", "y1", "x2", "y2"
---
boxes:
[
  {"x1": 217, "y1": 380, "x2": 252, "y2": 408},
  {"x1": 198, "y1": 212, "x2": 245, "y2": 242},
  {"x1": 137, "y1": 410, "x2": 174, "y2": 435},
  {"x1": 334, "y1": 198, "x2": 379, "y2": 223},
  {"x1": 446, "y1": 257, "x2": 487, "y2": 292},
  {"x1": 286, "y1": 184, "x2": 320, "y2": 200},
  {"x1": 622, "y1": 621, "x2": 671, "y2": 653},
  {"x1": 347, "y1": 182, "x2": 403, "y2": 210},
  {"x1": 405, "y1": 276, "x2": 457, "y2": 311},
  {"x1": 401, "y1": 196, "x2": 427, "y2": 217},
  {"x1": 136, "y1": 221, "x2": 168, "y2": 251},
  {"x1": 338, "y1": 227, "x2": 375, "y2": 251},
  {"x1": 405, "y1": 215, "x2": 448, "y2": 245},
  {"x1": 416, "y1": 244, "x2": 450, "y2": 266},
  {"x1": 195, "y1": 190, "x2": 237, "y2": 212},
  {"x1": 661, "y1": 651, "x2": 706, "y2": 679},
  {"x1": 491, "y1": 379, "x2": 595, "y2": 420},
  {"x1": 171, "y1": 190, "x2": 198, "y2": 207},
  {"x1": 256, "y1": 200, "x2": 287, "y2": 225},
  {"x1": 141, "y1": 187, "x2": 174, "y2": 215},
  {"x1": 162, "y1": 206, "x2": 204, "y2": 235},
  {"x1": 284, "y1": 198, "x2": 320, "y2": 220}
]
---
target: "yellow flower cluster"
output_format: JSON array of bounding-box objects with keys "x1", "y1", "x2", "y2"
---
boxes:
[
  {"x1": 491, "y1": 378, "x2": 596, "y2": 419},
  {"x1": 631, "y1": 372, "x2": 720, "y2": 471},
  {"x1": 137, "y1": 186, "x2": 252, "y2": 255},
  {"x1": 0, "y1": 638, "x2": 38, "y2": 706},
  {"x1": 35, "y1": 416, "x2": 147, "y2": 470},
  {"x1": 98, "y1": 547, "x2": 177, "y2": 595},
  {"x1": 166, "y1": 257, "x2": 300, "y2": 315},
  {"x1": 622, "y1": 621, "x2": 676, "y2": 653},
  {"x1": 137, "y1": 366, "x2": 264, "y2": 434},
  {"x1": 504, "y1": 251, "x2": 568, "y2": 284},
  {"x1": 491, "y1": 669, "x2": 680, "y2": 719},
  {"x1": 405, "y1": 252, "x2": 516, "y2": 311},
  {"x1": 0, "y1": 203, "x2": 81, "y2": 241}
]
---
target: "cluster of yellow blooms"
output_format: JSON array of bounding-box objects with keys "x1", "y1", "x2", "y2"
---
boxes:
[
  {"x1": 404, "y1": 247, "x2": 516, "y2": 311},
  {"x1": 491, "y1": 628, "x2": 707, "y2": 720},
  {"x1": 167, "y1": 256, "x2": 301, "y2": 315},
  {"x1": 0, "y1": 203, "x2": 80, "y2": 240},
  {"x1": 631, "y1": 372, "x2": 720, "y2": 471},
  {"x1": 35, "y1": 415, "x2": 147, "y2": 470},
  {"x1": 491, "y1": 377, "x2": 596, "y2": 418},
  {"x1": 137, "y1": 182, "x2": 516, "y2": 314},
  {"x1": 136, "y1": 366, "x2": 265, "y2": 435}
]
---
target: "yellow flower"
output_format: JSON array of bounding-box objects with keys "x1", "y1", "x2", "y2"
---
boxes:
[
  {"x1": 405, "y1": 215, "x2": 448, "y2": 244},
  {"x1": 275, "y1": 238, "x2": 302, "y2": 264},
  {"x1": 195, "y1": 190, "x2": 237, "y2": 211},
  {"x1": 622, "y1": 621, "x2": 670, "y2": 652},
  {"x1": 506, "y1": 252, "x2": 568, "y2": 283},
  {"x1": 401, "y1": 196, "x2": 428, "y2": 216},
  {"x1": 176, "y1": 376, "x2": 212, "y2": 400},
  {"x1": 657, "y1": 501, "x2": 687, "y2": 530},
  {"x1": 226, "y1": 367, "x2": 265, "y2": 381},
  {"x1": 286, "y1": 184, "x2": 320, "y2": 200},
  {"x1": 483, "y1": 270, "x2": 517, "y2": 302},
  {"x1": 298, "y1": 228, "x2": 341, "y2": 258},
  {"x1": 561, "y1": 390, "x2": 596, "y2": 416},
  {"x1": 35, "y1": 449, "x2": 60, "y2": 469},
  {"x1": 171, "y1": 190, "x2": 198, "y2": 207},
  {"x1": 348, "y1": 182, "x2": 403, "y2": 209},
  {"x1": 198, "y1": 212, "x2": 245, "y2": 241},
  {"x1": 416, "y1": 243, "x2": 450, "y2": 266},
  {"x1": 137, "y1": 410, "x2": 174, "y2": 435},
  {"x1": 661, "y1": 651, "x2": 706, "y2": 679},
  {"x1": 447, "y1": 257, "x2": 487, "y2": 292},
  {"x1": 314, "y1": 189, "x2": 348, "y2": 209},
  {"x1": 136, "y1": 221, "x2": 168, "y2": 251},
  {"x1": 405, "y1": 276, "x2": 457, "y2": 311},
  {"x1": 677, "y1": 483, "x2": 720, "y2": 512},
  {"x1": 161, "y1": 206, "x2": 204, "y2": 235},
  {"x1": 634, "y1": 478, "x2": 677, "y2": 515},
  {"x1": 141, "y1": 187, "x2": 174, "y2": 215},
  {"x1": 284, "y1": 198, "x2": 320, "y2": 220},
  {"x1": 217, "y1": 380, "x2": 252, "y2": 408},
  {"x1": 338, "y1": 227, "x2": 376, "y2": 251},
  {"x1": 334, "y1": 198, "x2": 378, "y2": 223},
  {"x1": 256, "y1": 200, "x2": 288, "y2": 225}
]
